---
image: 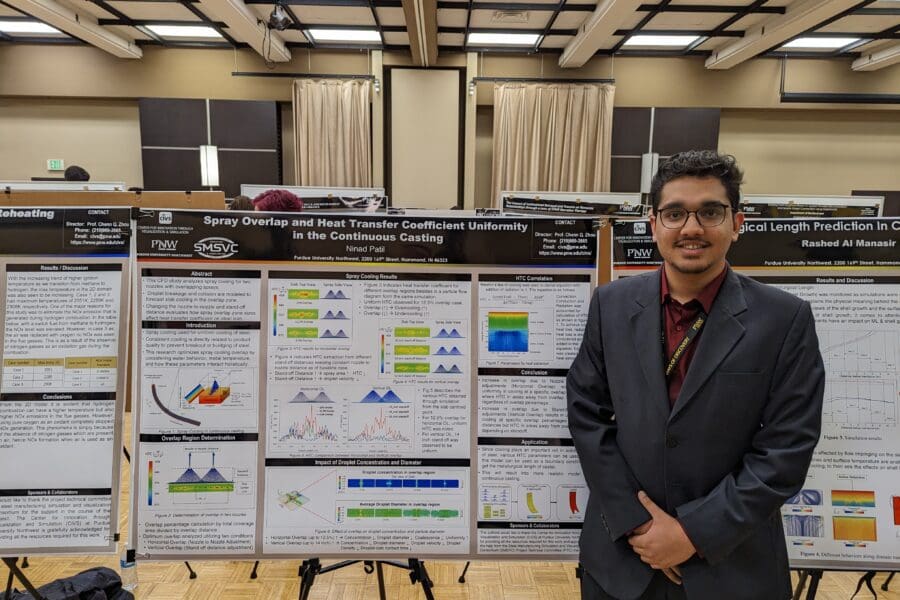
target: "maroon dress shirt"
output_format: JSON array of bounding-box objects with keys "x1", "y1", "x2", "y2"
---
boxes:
[{"x1": 660, "y1": 266, "x2": 728, "y2": 408}]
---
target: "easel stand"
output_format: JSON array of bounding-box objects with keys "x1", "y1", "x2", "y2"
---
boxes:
[
  {"x1": 298, "y1": 557, "x2": 435, "y2": 600},
  {"x1": 2, "y1": 557, "x2": 45, "y2": 600},
  {"x1": 793, "y1": 569, "x2": 898, "y2": 600}
]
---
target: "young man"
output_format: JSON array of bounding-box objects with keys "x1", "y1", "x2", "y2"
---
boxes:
[{"x1": 567, "y1": 151, "x2": 824, "y2": 600}]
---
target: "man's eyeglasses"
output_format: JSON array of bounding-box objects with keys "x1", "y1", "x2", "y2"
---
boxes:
[{"x1": 655, "y1": 204, "x2": 731, "y2": 229}]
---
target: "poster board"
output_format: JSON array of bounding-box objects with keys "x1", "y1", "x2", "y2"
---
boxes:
[
  {"x1": 612, "y1": 217, "x2": 900, "y2": 571},
  {"x1": 740, "y1": 194, "x2": 883, "y2": 218},
  {"x1": 0, "y1": 191, "x2": 226, "y2": 210},
  {"x1": 1, "y1": 181, "x2": 127, "y2": 192},
  {"x1": 0, "y1": 207, "x2": 132, "y2": 557},
  {"x1": 240, "y1": 185, "x2": 386, "y2": 212},
  {"x1": 501, "y1": 191, "x2": 645, "y2": 218},
  {"x1": 131, "y1": 209, "x2": 597, "y2": 560}
]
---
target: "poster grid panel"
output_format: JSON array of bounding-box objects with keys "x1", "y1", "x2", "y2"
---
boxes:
[
  {"x1": 0, "y1": 207, "x2": 132, "y2": 557},
  {"x1": 132, "y1": 209, "x2": 597, "y2": 560}
]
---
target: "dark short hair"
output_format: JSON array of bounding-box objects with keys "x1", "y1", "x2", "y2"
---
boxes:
[
  {"x1": 64, "y1": 165, "x2": 90, "y2": 182},
  {"x1": 252, "y1": 189, "x2": 304, "y2": 212},
  {"x1": 229, "y1": 195, "x2": 254, "y2": 211},
  {"x1": 649, "y1": 150, "x2": 743, "y2": 212}
]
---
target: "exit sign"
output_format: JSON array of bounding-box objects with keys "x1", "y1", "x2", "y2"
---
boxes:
[{"x1": 47, "y1": 159, "x2": 65, "y2": 171}]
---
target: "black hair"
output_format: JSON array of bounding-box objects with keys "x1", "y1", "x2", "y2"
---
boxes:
[
  {"x1": 64, "y1": 165, "x2": 90, "y2": 182},
  {"x1": 649, "y1": 150, "x2": 743, "y2": 212}
]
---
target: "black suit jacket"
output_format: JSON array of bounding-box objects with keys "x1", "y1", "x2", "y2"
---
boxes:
[{"x1": 567, "y1": 269, "x2": 824, "y2": 600}]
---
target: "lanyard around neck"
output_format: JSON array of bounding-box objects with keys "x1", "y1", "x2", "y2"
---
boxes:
[{"x1": 663, "y1": 310, "x2": 708, "y2": 379}]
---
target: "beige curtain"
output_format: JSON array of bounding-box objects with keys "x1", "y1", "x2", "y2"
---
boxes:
[
  {"x1": 491, "y1": 82, "x2": 615, "y2": 207},
  {"x1": 293, "y1": 79, "x2": 371, "y2": 187}
]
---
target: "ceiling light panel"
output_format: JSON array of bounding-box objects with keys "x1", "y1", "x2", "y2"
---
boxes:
[
  {"x1": 467, "y1": 31, "x2": 540, "y2": 45},
  {"x1": 782, "y1": 36, "x2": 860, "y2": 49},
  {"x1": 307, "y1": 28, "x2": 381, "y2": 42},
  {"x1": 146, "y1": 24, "x2": 223, "y2": 37},
  {"x1": 623, "y1": 34, "x2": 700, "y2": 47},
  {"x1": 0, "y1": 19, "x2": 61, "y2": 33}
]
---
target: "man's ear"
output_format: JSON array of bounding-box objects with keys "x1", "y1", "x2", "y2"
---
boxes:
[
  {"x1": 731, "y1": 211, "x2": 745, "y2": 242},
  {"x1": 649, "y1": 212, "x2": 658, "y2": 242}
]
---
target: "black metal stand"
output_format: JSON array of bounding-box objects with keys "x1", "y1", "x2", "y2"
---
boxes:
[
  {"x1": 882, "y1": 572, "x2": 895, "y2": 591},
  {"x1": 851, "y1": 571, "x2": 878, "y2": 599},
  {"x1": 457, "y1": 560, "x2": 470, "y2": 583},
  {"x1": 184, "y1": 561, "x2": 197, "y2": 579},
  {"x1": 250, "y1": 560, "x2": 260, "y2": 579},
  {"x1": 2, "y1": 557, "x2": 45, "y2": 600},
  {"x1": 792, "y1": 569, "x2": 823, "y2": 600},
  {"x1": 297, "y1": 557, "x2": 434, "y2": 600}
]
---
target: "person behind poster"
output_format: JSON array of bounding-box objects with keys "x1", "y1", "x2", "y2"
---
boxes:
[{"x1": 567, "y1": 150, "x2": 825, "y2": 600}]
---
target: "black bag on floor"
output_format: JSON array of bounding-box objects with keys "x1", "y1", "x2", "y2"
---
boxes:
[{"x1": 8, "y1": 566, "x2": 133, "y2": 600}]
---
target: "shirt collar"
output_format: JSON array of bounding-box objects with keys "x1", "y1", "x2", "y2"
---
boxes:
[{"x1": 660, "y1": 264, "x2": 728, "y2": 314}]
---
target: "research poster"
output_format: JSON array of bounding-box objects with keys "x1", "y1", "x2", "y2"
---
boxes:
[
  {"x1": 613, "y1": 217, "x2": 900, "y2": 571},
  {"x1": 133, "y1": 209, "x2": 596, "y2": 559},
  {"x1": 0, "y1": 207, "x2": 131, "y2": 556},
  {"x1": 502, "y1": 193, "x2": 643, "y2": 217}
]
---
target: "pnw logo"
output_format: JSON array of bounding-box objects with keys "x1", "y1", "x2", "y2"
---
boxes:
[{"x1": 194, "y1": 237, "x2": 239, "y2": 259}]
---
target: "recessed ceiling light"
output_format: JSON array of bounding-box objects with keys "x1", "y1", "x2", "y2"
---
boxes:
[
  {"x1": 307, "y1": 29, "x2": 381, "y2": 42},
  {"x1": 467, "y1": 32, "x2": 540, "y2": 46},
  {"x1": 0, "y1": 20, "x2": 61, "y2": 34},
  {"x1": 782, "y1": 37, "x2": 860, "y2": 49},
  {"x1": 623, "y1": 35, "x2": 699, "y2": 48},
  {"x1": 146, "y1": 24, "x2": 223, "y2": 38}
]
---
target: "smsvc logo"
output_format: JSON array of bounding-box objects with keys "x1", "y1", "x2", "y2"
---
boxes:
[{"x1": 194, "y1": 237, "x2": 238, "y2": 259}]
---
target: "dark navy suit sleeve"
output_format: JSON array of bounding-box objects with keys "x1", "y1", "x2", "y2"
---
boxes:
[
  {"x1": 567, "y1": 287, "x2": 651, "y2": 541},
  {"x1": 675, "y1": 300, "x2": 825, "y2": 564}
]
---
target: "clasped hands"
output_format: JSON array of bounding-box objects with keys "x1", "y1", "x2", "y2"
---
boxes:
[{"x1": 628, "y1": 491, "x2": 696, "y2": 585}]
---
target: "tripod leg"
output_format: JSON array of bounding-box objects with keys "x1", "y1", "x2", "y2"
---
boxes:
[
  {"x1": 408, "y1": 559, "x2": 435, "y2": 600},
  {"x1": 883, "y1": 572, "x2": 895, "y2": 592},
  {"x1": 250, "y1": 561, "x2": 259, "y2": 580},
  {"x1": 2, "y1": 558, "x2": 45, "y2": 600},
  {"x1": 805, "y1": 570, "x2": 823, "y2": 600},
  {"x1": 376, "y1": 562, "x2": 387, "y2": 600},
  {"x1": 298, "y1": 558, "x2": 320, "y2": 600},
  {"x1": 5, "y1": 565, "x2": 15, "y2": 600},
  {"x1": 184, "y1": 561, "x2": 197, "y2": 579},
  {"x1": 458, "y1": 560, "x2": 470, "y2": 584},
  {"x1": 792, "y1": 570, "x2": 809, "y2": 600},
  {"x1": 20, "y1": 559, "x2": 28, "y2": 570}
]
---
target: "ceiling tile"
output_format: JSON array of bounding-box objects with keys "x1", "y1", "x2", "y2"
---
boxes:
[
  {"x1": 645, "y1": 11, "x2": 733, "y2": 30},
  {"x1": 105, "y1": 1, "x2": 198, "y2": 20},
  {"x1": 437, "y1": 8, "x2": 467, "y2": 27},
  {"x1": 539, "y1": 33, "x2": 570, "y2": 47},
  {"x1": 375, "y1": 6, "x2": 405, "y2": 26},
  {"x1": 382, "y1": 30, "x2": 408, "y2": 44},
  {"x1": 469, "y1": 9, "x2": 549, "y2": 28},
  {"x1": 437, "y1": 31, "x2": 464, "y2": 45},
  {"x1": 724, "y1": 12, "x2": 768, "y2": 31},
  {"x1": 552, "y1": 11, "x2": 589, "y2": 29},
  {"x1": 817, "y1": 15, "x2": 900, "y2": 33},
  {"x1": 294, "y1": 5, "x2": 375, "y2": 25}
]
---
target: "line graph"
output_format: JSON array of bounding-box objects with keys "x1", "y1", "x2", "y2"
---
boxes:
[
  {"x1": 823, "y1": 380, "x2": 897, "y2": 426},
  {"x1": 819, "y1": 330, "x2": 897, "y2": 374}
]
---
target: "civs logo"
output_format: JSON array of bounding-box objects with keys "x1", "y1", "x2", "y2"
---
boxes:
[
  {"x1": 159, "y1": 211, "x2": 173, "y2": 225},
  {"x1": 194, "y1": 237, "x2": 238, "y2": 259}
]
